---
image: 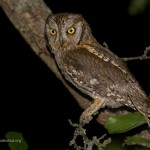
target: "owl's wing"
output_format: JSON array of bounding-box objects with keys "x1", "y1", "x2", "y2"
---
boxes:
[
  {"x1": 60, "y1": 46, "x2": 149, "y2": 115},
  {"x1": 93, "y1": 44, "x2": 149, "y2": 112}
]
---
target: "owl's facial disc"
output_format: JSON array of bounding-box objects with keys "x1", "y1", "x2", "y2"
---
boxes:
[{"x1": 45, "y1": 13, "x2": 85, "y2": 53}]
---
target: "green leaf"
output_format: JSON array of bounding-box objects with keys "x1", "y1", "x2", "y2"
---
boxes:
[
  {"x1": 128, "y1": 0, "x2": 148, "y2": 15},
  {"x1": 125, "y1": 135, "x2": 150, "y2": 149},
  {"x1": 5, "y1": 131, "x2": 28, "y2": 150},
  {"x1": 104, "y1": 112, "x2": 147, "y2": 134}
]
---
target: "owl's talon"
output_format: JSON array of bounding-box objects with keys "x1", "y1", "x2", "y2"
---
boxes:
[
  {"x1": 79, "y1": 112, "x2": 93, "y2": 126},
  {"x1": 79, "y1": 98, "x2": 104, "y2": 126}
]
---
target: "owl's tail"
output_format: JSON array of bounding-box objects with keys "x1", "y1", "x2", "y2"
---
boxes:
[
  {"x1": 142, "y1": 98, "x2": 150, "y2": 118},
  {"x1": 140, "y1": 97, "x2": 150, "y2": 119},
  {"x1": 148, "y1": 94, "x2": 150, "y2": 117}
]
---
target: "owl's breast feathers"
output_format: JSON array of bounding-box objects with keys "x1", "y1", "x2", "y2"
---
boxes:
[{"x1": 56, "y1": 45, "x2": 150, "y2": 116}]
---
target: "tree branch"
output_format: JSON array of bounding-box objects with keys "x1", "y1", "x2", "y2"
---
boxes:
[{"x1": 122, "y1": 46, "x2": 150, "y2": 61}]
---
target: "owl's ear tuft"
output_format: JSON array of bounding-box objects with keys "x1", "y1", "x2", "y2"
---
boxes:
[{"x1": 45, "y1": 13, "x2": 52, "y2": 25}]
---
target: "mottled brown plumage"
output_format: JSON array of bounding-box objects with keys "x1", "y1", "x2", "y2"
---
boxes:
[{"x1": 45, "y1": 13, "x2": 150, "y2": 125}]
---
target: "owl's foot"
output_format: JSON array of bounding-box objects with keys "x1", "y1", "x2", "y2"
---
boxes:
[{"x1": 79, "y1": 98, "x2": 104, "y2": 126}]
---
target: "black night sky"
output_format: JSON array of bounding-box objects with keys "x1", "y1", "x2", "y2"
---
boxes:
[{"x1": 0, "y1": 0, "x2": 150, "y2": 149}]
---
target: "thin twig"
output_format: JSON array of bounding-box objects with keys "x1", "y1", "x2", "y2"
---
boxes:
[
  {"x1": 69, "y1": 120, "x2": 110, "y2": 150},
  {"x1": 122, "y1": 46, "x2": 150, "y2": 61}
]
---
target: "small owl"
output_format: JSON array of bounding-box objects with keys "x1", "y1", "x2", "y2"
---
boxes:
[{"x1": 45, "y1": 13, "x2": 150, "y2": 125}]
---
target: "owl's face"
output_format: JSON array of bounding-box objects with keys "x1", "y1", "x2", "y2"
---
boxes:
[{"x1": 45, "y1": 13, "x2": 92, "y2": 54}]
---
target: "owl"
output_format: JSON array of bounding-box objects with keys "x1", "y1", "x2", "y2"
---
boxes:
[{"x1": 45, "y1": 13, "x2": 150, "y2": 126}]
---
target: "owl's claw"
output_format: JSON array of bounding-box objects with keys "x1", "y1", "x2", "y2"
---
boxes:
[
  {"x1": 79, "y1": 112, "x2": 93, "y2": 126},
  {"x1": 79, "y1": 98, "x2": 104, "y2": 126}
]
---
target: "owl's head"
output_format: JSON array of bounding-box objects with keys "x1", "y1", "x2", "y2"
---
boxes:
[{"x1": 45, "y1": 13, "x2": 93, "y2": 54}]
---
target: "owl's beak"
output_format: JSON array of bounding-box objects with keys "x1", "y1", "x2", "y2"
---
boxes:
[{"x1": 59, "y1": 37, "x2": 64, "y2": 47}]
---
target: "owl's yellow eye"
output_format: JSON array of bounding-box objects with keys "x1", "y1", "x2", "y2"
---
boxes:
[
  {"x1": 50, "y1": 29, "x2": 56, "y2": 36},
  {"x1": 67, "y1": 27, "x2": 75, "y2": 34}
]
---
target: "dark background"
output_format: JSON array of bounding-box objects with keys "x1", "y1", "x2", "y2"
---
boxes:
[{"x1": 0, "y1": 0, "x2": 150, "y2": 149}]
